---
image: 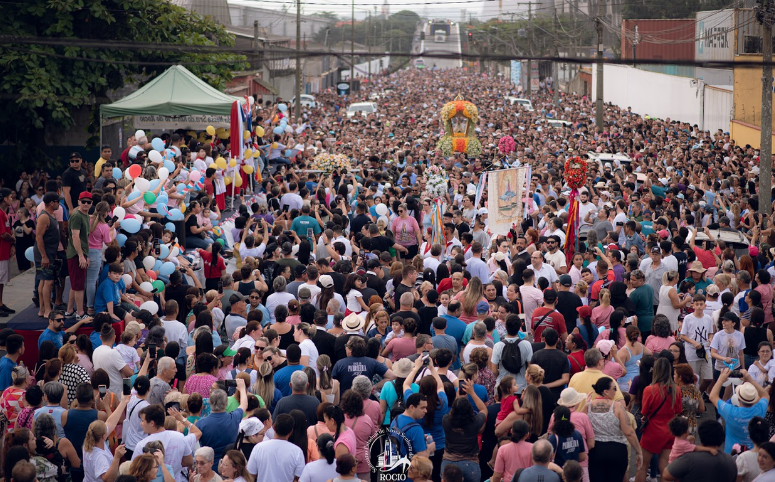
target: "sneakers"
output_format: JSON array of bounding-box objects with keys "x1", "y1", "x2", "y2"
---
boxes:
[
  {"x1": 0, "y1": 305, "x2": 15, "y2": 314},
  {"x1": 64, "y1": 311, "x2": 75, "y2": 317},
  {"x1": 75, "y1": 313, "x2": 90, "y2": 321}
]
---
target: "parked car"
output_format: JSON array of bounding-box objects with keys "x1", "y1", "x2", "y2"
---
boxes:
[
  {"x1": 346, "y1": 102, "x2": 378, "y2": 118},
  {"x1": 290, "y1": 94, "x2": 317, "y2": 108},
  {"x1": 506, "y1": 97, "x2": 534, "y2": 111},
  {"x1": 586, "y1": 151, "x2": 632, "y2": 171},
  {"x1": 692, "y1": 229, "x2": 750, "y2": 259}
]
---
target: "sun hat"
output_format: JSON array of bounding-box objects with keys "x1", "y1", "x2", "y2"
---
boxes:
[
  {"x1": 735, "y1": 382, "x2": 760, "y2": 405},
  {"x1": 596, "y1": 339, "x2": 615, "y2": 355},
  {"x1": 343, "y1": 313, "x2": 365, "y2": 332},
  {"x1": 393, "y1": 358, "x2": 414, "y2": 378},
  {"x1": 557, "y1": 388, "x2": 587, "y2": 407},
  {"x1": 687, "y1": 261, "x2": 707, "y2": 274}
]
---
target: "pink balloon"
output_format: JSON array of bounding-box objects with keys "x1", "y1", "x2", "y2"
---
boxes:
[{"x1": 189, "y1": 171, "x2": 201, "y2": 183}]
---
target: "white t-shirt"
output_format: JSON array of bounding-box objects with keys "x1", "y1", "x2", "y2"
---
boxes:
[
  {"x1": 346, "y1": 289, "x2": 364, "y2": 313},
  {"x1": 122, "y1": 397, "x2": 150, "y2": 451},
  {"x1": 162, "y1": 318, "x2": 189, "y2": 353},
  {"x1": 748, "y1": 359, "x2": 775, "y2": 386},
  {"x1": 424, "y1": 256, "x2": 441, "y2": 273},
  {"x1": 545, "y1": 250, "x2": 567, "y2": 273},
  {"x1": 84, "y1": 442, "x2": 113, "y2": 482},
  {"x1": 302, "y1": 283, "x2": 321, "y2": 301},
  {"x1": 133, "y1": 430, "x2": 197, "y2": 482},
  {"x1": 614, "y1": 212, "x2": 628, "y2": 244},
  {"x1": 709, "y1": 329, "x2": 746, "y2": 370},
  {"x1": 680, "y1": 312, "x2": 714, "y2": 362},
  {"x1": 579, "y1": 201, "x2": 596, "y2": 228},
  {"x1": 247, "y1": 438, "x2": 305, "y2": 482},
  {"x1": 115, "y1": 344, "x2": 140, "y2": 371},
  {"x1": 92, "y1": 345, "x2": 129, "y2": 396},
  {"x1": 266, "y1": 292, "x2": 296, "y2": 323},
  {"x1": 736, "y1": 449, "x2": 761, "y2": 482},
  {"x1": 299, "y1": 338, "x2": 319, "y2": 376},
  {"x1": 299, "y1": 459, "x2": 338, "y2": 482}
]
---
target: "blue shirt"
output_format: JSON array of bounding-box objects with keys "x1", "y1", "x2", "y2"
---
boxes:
[
  {"x1": 99, "y1": 264, "x2": 110, "y2": 285},
  {"x1": 38, "y1": 329, "x2": 64, "y2": 350},
  {"x1": 403, "y1": 389, "x2": 449, "y2": 449},
  {"x1": 274, "y1": 365, "x2": 305, "y2": 397},
  {"x1": 436, "y1": 315, "x2": 467, "y2": 358},
  {"x1": 462, "y1": 322, "x2": 501, "y2": 345},
  {"x1": 94, "y1": 278, "x2": 125, "y2": 314},
  {"x1": 392, "y1": 413, "x2": 427, "y2": 454},
  {"x1": 0, "y1": 357, "x2": 17, "y2": 391},
  {"x1": 196, "y1": 409, "x2": 244, "y2": 469},
  {"x1": 717, "y1": 398, "x2": 768, "y2": 453},
  {"x1": 549, "y1": 430, "x2": 585, "y2": 465},
  {"x1": 290, "y1": 215, "x2": 321, "y2": 242},
  {"x1": 466, "y1": 384, "x2": 489, "y2": 413},
  {"x1": 150, "y1": 465, "x2": 174, "y2": 482}
]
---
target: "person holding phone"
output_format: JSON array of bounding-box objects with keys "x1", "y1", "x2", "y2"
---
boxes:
[{"x1": 290, "y1": 204, "x2": 321, "y2": 242}]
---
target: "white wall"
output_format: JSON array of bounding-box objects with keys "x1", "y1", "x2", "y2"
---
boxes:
[
  {"x1": 704, "y1": 86, "x2": 733, "y2": 132},
  {"x1": 593, "y1": 64, "x2": 702, "y2": 126}
]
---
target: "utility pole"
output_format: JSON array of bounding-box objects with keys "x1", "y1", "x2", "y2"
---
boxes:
[
  {"x1": 369, "y1": 9, "x2": 373, "y2": 81},
  {"x1": 757, "y1": 0, "x2": 775, "y2": 214},
  {"x1": 633, "y1": 24, "x2": 640, "y2": 68},
  {"x1": 553, "y1": 8, "x2": 559, "y2": 106},
  {"x1": 253, "y1": 20, "x2": 260, "y2": 69},
  {"x1": 595, "y1": 0, "x2": 605, "y2": 131},
  {"x1": 295, "y1": 0, "x2": 301, "y2": 120},
  {"x1": 351, "y1": 0, "x2": 355, "y2": 84},
  {"x1": 527, "y1": 2, "x2": 532, "y2": 96}
]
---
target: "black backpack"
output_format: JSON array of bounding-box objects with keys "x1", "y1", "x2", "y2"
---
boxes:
[
  {"x1": 500, "y1": 339, "x2": 526, "y2": 374},
  {"x1": 389, "y1": 380, "x2": 406, "y2": 420}
]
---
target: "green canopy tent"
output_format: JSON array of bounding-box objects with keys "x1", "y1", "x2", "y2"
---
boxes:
[{"x1": 99, "y1": 65, "x2": 244, "y2": 143}]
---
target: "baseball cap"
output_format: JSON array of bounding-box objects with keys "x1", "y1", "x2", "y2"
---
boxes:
[
  {"x1": 476, "y1": 301, "x2": 490, "y2": 314},
  {"x1": 606, "y1": 243, "x2": 618, "y2": 251},
  {"x1": 295, "y1": 265, "x2": 307, "y2": 277},
  {"x1": 319, "y1": 275, "x2": 334, "y2": 289},
  {"x1": 229, "y1": 293, "x2": 247, "y2": 304},
  {"x1": 79, "y1": 191, "x2": 93, "y2": 201},
  {"x1": 298, "y1": 287, "x2": 311, "y2": 300},
  {"x1": 651, "y1": 246, "x2": 661, "y2": 254},
  {"x1": 281, "y1": 242, "x2": 293, "y2": 255},
  {"x1": 543, "y1": 289, "x2": 558, "y2": 303},
  {"x1": 214, "y1": 344, "x2": 238, "y2": 357},
  {"x1": 706, "y1": 284, "x2": 720, "y2": 296},
  {"x1": 559, "y1": 274, "x2": 573, "y2": 287},
  {"x1": 658, "y1": 229, "x2": 670, "y2": 239}
]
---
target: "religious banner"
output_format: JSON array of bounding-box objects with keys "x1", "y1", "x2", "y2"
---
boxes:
[{"x1": 488, "y1": 167, "x2": 529, "y2": 235}]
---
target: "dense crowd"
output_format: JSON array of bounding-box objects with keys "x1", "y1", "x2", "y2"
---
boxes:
[{"x1": 0, "y1": 66, "x2": 774, "y2": 482}]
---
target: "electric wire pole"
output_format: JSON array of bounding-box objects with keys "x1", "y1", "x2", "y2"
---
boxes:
[
  {"x1": 351, "y1": 0, "x2": 355, "y2": 84},
  {"x1": 553, "y1": 8, "x2": 559, "y2": 107},
  {"x1": 757, "y1": 0, "x2": 774, "y2": 215},
  {"x1": 527, "y1": 2, "x2": 532, "y2": 96},
  {"x1": 295, "y1": 0, "x2": 302, "y2": 120},
  {"x1": 595, "y1": 0, "x2": 605, "y2": 131}
]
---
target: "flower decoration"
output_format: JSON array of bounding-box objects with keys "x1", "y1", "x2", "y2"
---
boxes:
[
  {"x1": 563, "y1": 156, "x2": 588, "y2": 190},
  {"x1": 498, "y1": 136, "x2": 515, "y2": 154},
  {"x1": 421, "y1": 165, "x2": 448, "y2": 199},
  {"x1": 311, "y1": 152, "x2": 351, "y2": 173},
  {"x1": 436, "y1": 94, "x2": 481, "y2": 158}
]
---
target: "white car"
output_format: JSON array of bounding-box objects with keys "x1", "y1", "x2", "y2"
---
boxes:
[
  {"x1": 586, "y1": 151, "x2": 632, "y2": 171},
  {"x1": 346, "y1": 102, "x2": 378, "y2": 118},
  {"x1": 506, "y1": 97, "x2": 534, "y2": 111},
  {"x1": 290, "y1": 94, "x2": 317, "y2": 108},
  {"x1": 545, "y1": 119, "x2": 572, "y2": 128}
]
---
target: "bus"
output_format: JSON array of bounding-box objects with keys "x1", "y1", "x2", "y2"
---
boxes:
[{"x1": 434, "y1": 32, "x2": 446, "y2": 43}]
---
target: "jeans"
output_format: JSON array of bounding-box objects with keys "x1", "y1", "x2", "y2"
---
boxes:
[
  {"x1": 440, "y1": 460, "x2": 480, "y2": 482},
  {"x1": 86, "y1": 248, "x2": 102, "y2": 309},
  {"x1": 185, "y1": 235, "x2": 212, "y2": 250}
]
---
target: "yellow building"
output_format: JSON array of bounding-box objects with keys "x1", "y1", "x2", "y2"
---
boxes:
[{"x1": 731, "y1": 54, "x2": 775, "y2": 148}]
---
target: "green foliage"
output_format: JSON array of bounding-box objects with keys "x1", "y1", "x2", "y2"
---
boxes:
[
  {"x1": 623, "y1": 0, "x2": 730, "y2": 19},
  {"x1": 0, "y1": 0, "x2": 247, "y2": 161},
  {"x1": 314, "y1": 9, "x2": 420, "y2": 54},
  {"x1": 471, "y1": 16, "x2": 595, "y2": 57}
]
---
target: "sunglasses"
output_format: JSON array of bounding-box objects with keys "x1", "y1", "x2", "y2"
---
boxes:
[
  {"x1": 249, "y1": 296, "x2": 260, "y2": 299},
  {"x1": 255, "y1": 346, "x2": 265, "y2": 351},
  {"x1": 69, "y1": 159, "x2": 81, "y2": 162},
  {"x1": 265, "y1": 356, "x2": 273, "y2": 362},
  {"x1": 80, "y1": 200, "x2": 92, "y2": 205},
  {"x1": 68, "y1": 339, "x2": 76, "y2": 344},
  {"x1": 54, "y1": 318, "x2": 65, "y2": 322}
]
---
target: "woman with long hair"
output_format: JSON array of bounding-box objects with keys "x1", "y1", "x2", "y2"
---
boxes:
[
  {"x1": 35, "y1": 412, "x2": 81, "y2": 480},
  {"x1": 618, "y1": 325, "x2": 651, "y2": 392},
  {"x1": 340, "y1": 390, "x2": 377, "y2": 480},
  {"x1": 316, "y1": 355, "x2": 339, "y2": 405},
  {"x1": 288, "y1": 409, "x2": 311, "y2": 463},
  {"x1": 633, "y1": 358, "x2": 682, "y2": 482},
  {"x1": 458, "y1": 276, "x2": 487, "y2": 323},
  {"x1": 251, "y1": 361, "x2": 281, "y2": 413},
  {"x1": 674, "y1": 363, "x2": 705, "y2": 435},
  {"x1": 323, "y1": 405, "x2": 356, "y2": 458},
  {"x1": 574, "y1": 306, "x2": 598, "y2": 353},
  {"x1": 756, "y1": 269, "x2": 775, "y2": 327},
  {"x1": 219, "y1": 450, "x2": 253, "y2": 482},
  {"x1": 668, "y1": 342, "x2": 688, "y2": 365},
  {"x1": 441, "y1": 396, "x2": 487, "y2": 482},
  {"x1": 184, "y1": 201, "x2": 213, "y2": 250},
  {"x1": 183, "y1": 353, "x2": 219, "y2": 399},
  {"x1": 75, "y1": 334, "x2": 94, "y2": 376},
  {"x1": 391, "y1": 203, "x2": 422, "y2": 260},
  {"x1": 365, "y1": 309, "x2": 391, "y2": 347},
  {"x1": 343, "y1": 274, "x2": 369, "y2": 316},
  {"x1": 199, "y1": 241, "x2": 226, "y2": 292},
  {"x1": 591, "y1": 288, "x2": 614, "y2": 329},
  {"x1": 566, "y1": 333, "x2": 587, "y2": 377},
  {"x1": 82, "y1": 420, "x2": 126, "y2": 482},
  {"x1": 128, "y1": 453, "x2": 166, "y2": 482},
  {"x1": 3, "y1": 429, "x2": 35, "y2": 478},
  {"x1": 86, "y1": 201, "x2": 116, "y2": 316}
]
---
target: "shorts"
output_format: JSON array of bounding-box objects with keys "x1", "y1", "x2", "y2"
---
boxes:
[
  {"x1": 36, "y1": 266, "x2": 57, "y2": 281},
  {"x1": 67, "y1": 257, "x2": 87, "y2": 291},
  {"x1": 0, "y1": 259, "x2": 9, "y2": 284},
  {"x1": 113, "y1": 305, "x2": 128, "y2": 320},
  {"x1": 689, "y1": 358, "x2": 712, "y2": 381}
]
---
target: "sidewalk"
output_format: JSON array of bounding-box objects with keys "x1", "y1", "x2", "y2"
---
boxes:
[{"x1": 1, "y1": 262, "x2": 35, "y2": 327}]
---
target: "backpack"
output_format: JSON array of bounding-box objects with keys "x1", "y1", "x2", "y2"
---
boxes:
[
  {"x1": 500, "y1": 339, "x2": 527, "y2": 374},
  {"x1": 386, "y1": 417, "x2": 421, "y2": 460},
  {"x1": 389, "y1": 380, "x2": 406, "y2": 420}
]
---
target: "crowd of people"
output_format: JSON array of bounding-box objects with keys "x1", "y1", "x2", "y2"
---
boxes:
[{"x1": 0, "y1": 65, "x2": 774, "y2": 482}]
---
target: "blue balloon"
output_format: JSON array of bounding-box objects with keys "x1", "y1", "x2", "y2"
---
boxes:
[
  {"x1": 176, "y1": 184, "x2": 186, "y2": 193},
  {"x1": 116, "y1": 234, "x2": 127, "y2": 247},
  {"x1": 153, "y1": 260, "x2": 163, "y2": 272},
  {"x1": 159, "y1": 244, "x2": 170, "y2": 260},
  {"x1": 165, "y1": 222, "x2": 176, "y2": 232},
  {"x1": 163, "y1": 160, "x2": 175, "y2": 172},
  {"x1": 112, "y1": 168, "x2": 122, "y2": 180},
  {"x1": 212, "y1": 220, "x2": 219, "y2": 226},
  {"x1": 127, "y1": 191, "x2": 141, "y2": 201},
  {"x1": 122, "y1": 219, "x2": 141, "y2": 234},
  {"x1": 278, "y1": 104, "x2": 288, "y2": 112},
  {"x1": 151, "y1": 138, "x2": 165, "y2": 151},
  {"x1": 273, "y1": 126, "x2": 284, "y2": 135},
  {"x1": 25, "y1": 247, "x2": 34, "y2": 262},
  {"x1": 156, "y1": 194, "x2": 168, "y2": 206},
  {"x1": 157, "y1": 204, "x2": 171, "y2": 217},
  {"x1": 168, "y1": 209, "x2": 183, "y2": 221},
  {"x1": 159, "y1": 262, "x2": 175, "y2": 276},
  {"x1": 149, "y1": 179, "x2": 161, "y2": 191}
]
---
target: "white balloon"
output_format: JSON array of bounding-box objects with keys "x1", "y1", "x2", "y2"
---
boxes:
[
  {"x1": 125, "y1": 167, "x2": 135, "y2": 180},
  {"x1": 148, "y1": 150, "x2": 162, "y2": 164},
  {"x1": 169, "y1": 246, "x2": 180, "y2": 259},
  {"x1": 139, "y1": 301, "x2": 159, "y2": 315},
  {"x1": 158, "y1": 167, "x2": 169, "y2": 181},
  {"x1": 284, "y1": 126, "x2": 293, "y2": 134},
  {"x1": 142, "y1": 256, "x2": 156, "y2": 271},
  {"x1": 139, "y1": 281, "x2": 153, "y2": 293},
  {"x1": 378, "y1": 215, "x2": 390, "y2": 226},
  {"x1": 248, "y1": 96, "x2": 255, "y2": 105},
  {"x1": 135, "y1": 178, "x2": 150, "y2": 192},
  {"x1": 134, "y1": 130, "x2": 145, "y2": 139},
  {"x1": 113, "y1": 206, "x2": 125, "y2": 220},
  {"x1": 209, "y1": 212, "x2": 218, "y2": 220},
  {"x1": 122, "y1": 274, "x2": 132, "y2": 287},
  {"x1": 375, "y1": 203, "x2": 388, "y2": 216}
]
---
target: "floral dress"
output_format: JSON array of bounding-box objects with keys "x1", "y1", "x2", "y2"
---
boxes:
[
  {"x1": 680, "y1": 384, "x2": 702, "y2": 435},
  {"x1": 477, "y1": 367, "x2": 497, "y2": 405},
  {"x1": 0, "y1": 386, "x2": 26, "y2": 433}
]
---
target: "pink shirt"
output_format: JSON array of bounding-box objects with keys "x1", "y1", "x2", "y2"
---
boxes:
[
  {"x1": 548, "y1": 410, "x2": 594, "y2": 467},
  {"x1": 645, "y1": 335, "x2": 676, "y2": 354},
  {"x1": 385, "y1": 337, "x2": 416, "y2": 361},
  {"x1": 88, "y1": 223, "x2": 114, "y2": 250},
  {"x1": 363, "y1": 399, "x2": 382, "y2": 428},
  {"x1": 333, "y1": 426, "x2": 357, "y2": 456},
  {"x1": 494, "y1": 440, "x2": 533, "y2": 481},
  {"x1": 391, "y1": 216, "x2": 420, "y2": 247},
  {"x1": 344, "y1": 415, "x2": 377, "y2": 474},
  {"x1": 591, "y1": 305, "x2": 614, "y2": 329},
  {"x1": 602, "y1": 359, "x2": 624, "y2": 380},
  {"x1": 669, "y1": 437, "x2": 695, "y2": 464},
  {"x1": 184, "y1": 374, "x2": 218, "y2": 399}
]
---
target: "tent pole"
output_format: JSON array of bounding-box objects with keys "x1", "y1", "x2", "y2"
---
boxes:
[{"x1": 99, "y1": 114, "x2": 103, "y2": 152}]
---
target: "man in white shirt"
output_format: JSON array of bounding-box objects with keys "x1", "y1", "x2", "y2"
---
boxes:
[
  {"x1": 92, "y1": 326, "x2": 133, "y2": 397},
  {"x1": 578, "y1": 190, "x2": 596, "y2": 228},
  {"x1": 520, "y1": 269, "x2": 545, "y2": 327},
  {"x1": 614, "y1": 199, "x2": 628, "y2": 245},
  {"x1": 280, "y1": 182, "x2": 303, "y2": 212},
  {"x1": 134, "y1": 404, "x2": 201, "y2": 482},
  {"x1": 247, "y1": 413, "x2": 305, "y2": 482},
  {"x1": 544, "y1": 236, "x2": 567, "y2": 276},
  {"x1": 680, "y1": 294, "x2": 715, "y2": 394},
  {"x1": 443, "y1": 223, "x2": 462, "y2": 260},
  {"x1": 465, "y1": 242, "x2": 490, "y2": 282},
  {"x1": 160, "y1": 300, "x2": 188, "y2": 357},
  {"x1": 302, "y1": 266, "x2": 322, "y2": 302},
  {"x1": 423, "y1": 244, "x2": 443, "y2": 273},
  {"x1": 530, "y1": 251, "x2": 559, "y2": 289}
]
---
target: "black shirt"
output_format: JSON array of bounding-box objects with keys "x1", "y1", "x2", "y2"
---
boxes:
[
  {"x1": 311, "y1": 329, "x2": 336, "y2": 360},
  {"x1": 272, "y1": 394, "x2": 320, "y2": 427},
  {"x1": 329, "y1": 272, "x2": 347, "y2": 294},
  {"x1": 531, "y1": 347, "x2": 571, "y2": 404},
  {"x1": 371, "y1": 235, "x2": 395, "y2": 254},
  {"x1": 366, "y1": 274, "x2": 386, "y2": 298},
  {"x1": 416, "y1": 306, "x2": 438, "y2": 335},
  {"x1": 185, "y1": 215, "x2": 203, "y2": 239},
  {"x1": 61, "y1": 167, "x2": 87, "y2": 208},
  {"x1": 674, "y1": 251, "x2": 688, "y2": 280},
  {"x1": 394, "y1": 282, "x2": 414, "y2": 309},
  {"x1": 394, "y1": 310, "x2": 421, "y2": 329},
  {"x1": 556, "y1": 291, "x2": 583, "y2": 333},
  {"x1": 350, "y1": 214, "x2": 371, "y2": 236}
]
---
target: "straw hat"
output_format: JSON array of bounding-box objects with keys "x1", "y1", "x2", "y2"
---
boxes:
[{"x1": 557, "y1": 388, "x2": 586, "y2": 407}]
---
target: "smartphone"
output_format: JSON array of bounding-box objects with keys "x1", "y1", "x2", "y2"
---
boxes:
[
  {"x1": 148, "y1": 343, "x2": 156, "y2": 359},
  {"x1": 123, "y1": 378, "x2": 132, "y2": 396},
  {"x1": 256, "y1": 219, "x2": 263, "y2": 230},
  {"x1": 166, "y1": 401, "x2": 181, "y2": 412},
  {"x1": 283, "y1": 204, "x2": 290, "y2": 213},
  {"x1": 217, "y1": 279, "x2": 223, "y2": 294},
  {"x1": 225, "y1": 379, "x2": 237, "y2": 396},
  {"x1": 98, "y1": 385, "x2": 107, "y2": 398},
  {"x1": 307, "y1": 227, "x2": 314, "y2": 238}
]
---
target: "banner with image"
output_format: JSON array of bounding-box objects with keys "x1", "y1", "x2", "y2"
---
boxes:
[{"x1": 487, "y1": 167, "x2": 529, "y2": 235}]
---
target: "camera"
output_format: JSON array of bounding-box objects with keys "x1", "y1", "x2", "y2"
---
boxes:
[{"x1": 730, "y1": 370, "x2": 743, "y2": 378}]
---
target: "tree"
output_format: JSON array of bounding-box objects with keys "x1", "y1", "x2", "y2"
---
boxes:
[
  {"x1": 317, "y1": 11, "x2": 339, "y2": 21},
  {"x1": 0, "y1": 0, "x2": 247, "y2": 164}
]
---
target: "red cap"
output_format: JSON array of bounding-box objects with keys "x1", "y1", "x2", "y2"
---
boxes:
[
  {"x1": 577, "y1": 305, "x2": 592, "y2": 318},
  {"x1": 78, "y1": 191, "x2": 93, "y2": 200},
  {"x1": 606, "y1": 243, "x2": 618, "y2": 251}
]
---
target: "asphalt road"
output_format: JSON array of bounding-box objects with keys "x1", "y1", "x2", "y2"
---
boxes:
[{"x1": 416, "y1": 23, "x2": 462, "y2": 71}]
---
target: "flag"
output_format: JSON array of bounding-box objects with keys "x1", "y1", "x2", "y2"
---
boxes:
[{"x1": 475, "y1": 172, "x2": 487, "y2": 209}]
